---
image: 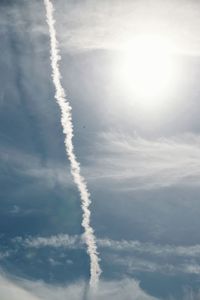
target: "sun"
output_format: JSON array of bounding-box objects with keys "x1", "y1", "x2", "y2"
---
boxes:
[{"x1": 114, "y1": 35, "x2": 177, "y2": 108}]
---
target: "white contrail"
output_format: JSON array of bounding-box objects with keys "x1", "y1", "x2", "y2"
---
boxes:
[{"x1": 43, "y1": 0, "x2": 101, "y2": 287}]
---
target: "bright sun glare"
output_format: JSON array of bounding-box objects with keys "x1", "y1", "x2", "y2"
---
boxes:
[{"x1": 115, "y1": 35, "x2": 177, "y2": 108}]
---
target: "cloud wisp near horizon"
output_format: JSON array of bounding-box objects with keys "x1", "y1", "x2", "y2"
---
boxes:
[{"x1": 0, "y1": 272, "x2": 158, "y2": 300}]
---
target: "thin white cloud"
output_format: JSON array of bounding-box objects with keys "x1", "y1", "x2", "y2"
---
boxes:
[
  {"x1": 0, "y1": 273, "x2": 41, "y2": 300},
  {"x1": 2, "y1": 0, "x2": 200, "y2": 55},
  {"x1": 112, "y1": 254, "x2": 200, "y2": 276},
  {"x1": 23, "y1": 234, "x2": 80, "y2": 249},
  {"x1": 84, "y1": 132, "x2": 200, "y2": 190},
  {"x1": 4, "y1": 132, "x2": 200, "y2": 191},
  {"x1": 14, "y1": 233, "x2": 200, "y2": 259},
  {"x1": 11, "y1": 234, "x2": 200, "y2": 276},
  {"x1": 53, "y1": 0, "x2": 200, "y2": 55},
  {"x1": 98, "y1": 238, "x2": 200, "y2": 258},
  {"x1": 0, "y1": 272, "x2": 158, "y2": 300},
  {"x1": 0, "y1": 145, "x2": 73, "y2": 189}
]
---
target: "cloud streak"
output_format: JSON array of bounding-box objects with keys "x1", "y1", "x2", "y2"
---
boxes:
[
  {"x1": 11, "y1": 234, "x2": 200, "y2": 276},
  {"x1": 111, "y1": 254, "x2": 200, "y2": 276},
  {"x1": 98, "y1": 238, "x2": 200, "y2": 258},
  {"x1": 84, "y1": 133, "x2": 200, "y2": 190},
  {"x1": 19, "y1": 234, "x2": 200, "y2": 259},
  {"x1": 43, "y1": 0, "x2": 101, "y2": 286},
  {"x1": 23, "y1": 234, "x2": 80, "y2": 249}
]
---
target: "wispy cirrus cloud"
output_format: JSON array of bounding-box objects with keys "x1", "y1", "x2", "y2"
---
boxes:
[
  {"x1": 84, "y1": 132, "x2": 200, "y2": 190},
  {"x1": 53, "y1": 0, "x2": 200, "y2": 55},
  {"x1": 10, "y1": 234, "x2": 200, "y2": 276},
  {"x1": 2, "y1": 0, "x2": 200, "y2": 56},
  {"x1": 3, "y1": 132, "x2": 200, "y2": 191},
  {"x1": 0, "y1": 145, "x2": 72, "y2": 189},
  {"x1": 0, "y1": 272, "x2": 158, "y2": 300},
  {"x1": 0, "y1": 264, "x2": 199, "y2": 299},
  {"x1": 98, "y1": 238, "x2": 200, "y2": 259},
  {"x1": 23, "y1": 234, "x2": 80, "y2": 249},
  {"x1": 15, "y1": 233, "x2": 200, "y2": 259},
  {"x1": 110, "y1": 254, "x2": 200, "y2": 276},
  {"x1": 0, "y1": 273, "x2": 40, "y2": 300}
]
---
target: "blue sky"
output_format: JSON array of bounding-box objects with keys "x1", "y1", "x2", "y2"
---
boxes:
[{"x1": 1, "y1": 0, "x2": 200, "y2": 299}]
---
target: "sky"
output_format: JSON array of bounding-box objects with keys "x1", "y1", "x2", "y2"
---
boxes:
[{"x1": 1, "y1": 0, "x2": 200, "y2": 299}]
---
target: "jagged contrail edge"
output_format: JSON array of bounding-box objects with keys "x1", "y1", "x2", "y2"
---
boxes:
[{"x1": 43, "y1": 0, "x2": 101, "y2": 287}]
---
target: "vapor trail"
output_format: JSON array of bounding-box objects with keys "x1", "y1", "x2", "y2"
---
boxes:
[{"x1": 43, "y1": 0, "x2": 101, "y2": 286}]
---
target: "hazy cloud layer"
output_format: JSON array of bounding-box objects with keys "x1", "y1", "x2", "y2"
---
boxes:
[
  {"x1": 0, "y1": 273, "x2": 157, "y2": 300},
  {"x1": 2, "y1": 0, "x2": 200, "y2": 55},
  {"x1": 53, "y1": 0, "x2": 200, "y2": 55}
]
